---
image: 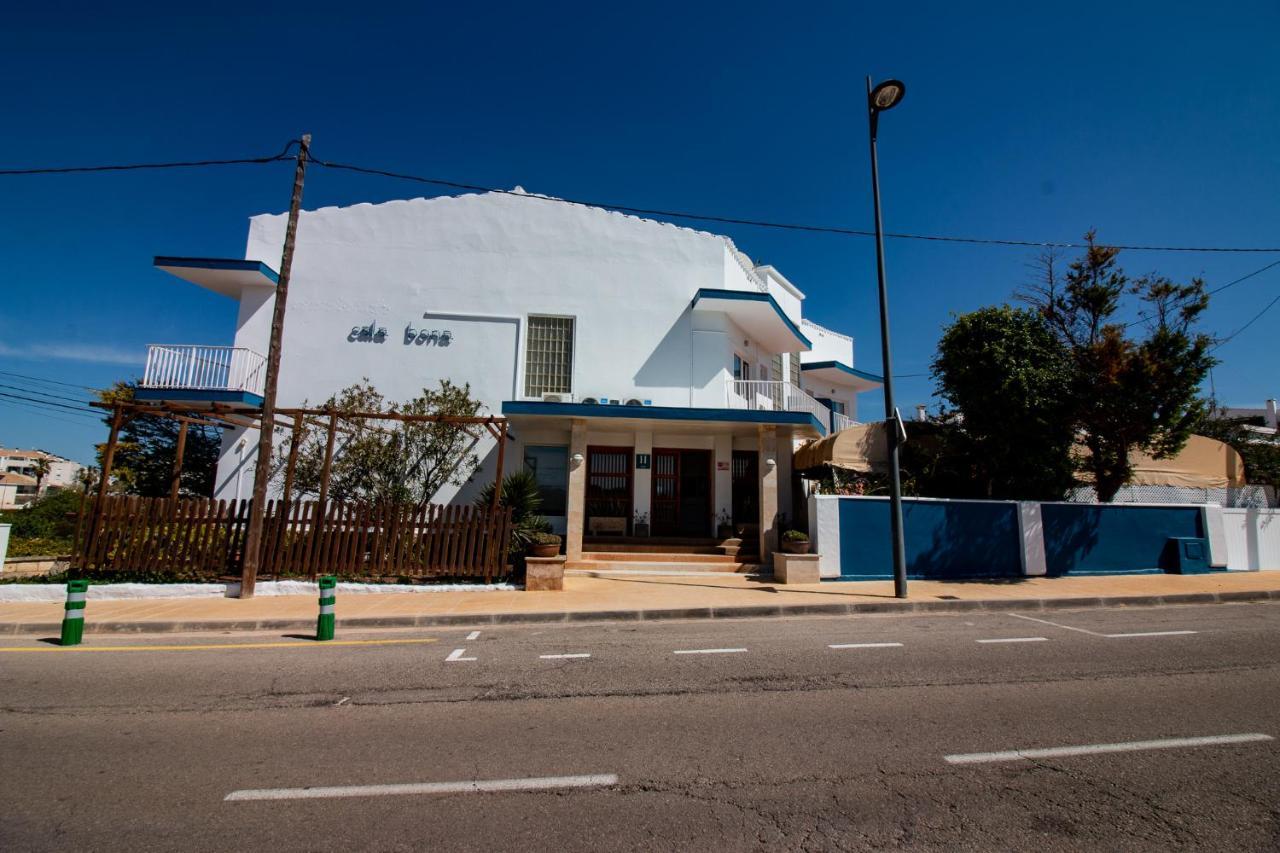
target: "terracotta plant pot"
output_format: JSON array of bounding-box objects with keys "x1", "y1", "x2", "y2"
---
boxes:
[
  {"x1": 782, "y1": 540, "x2": 811, "y2": 554},
  {"x1": 530, "y1": 542, "x2": 561, "y2": 558}
]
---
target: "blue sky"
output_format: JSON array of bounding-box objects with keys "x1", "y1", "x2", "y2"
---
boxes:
[{"x1": 2, "y1": 1, "x2": 1278, "y2": 465}]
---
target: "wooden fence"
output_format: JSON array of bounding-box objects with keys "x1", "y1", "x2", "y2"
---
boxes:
[{"x1": 74, "y1": 496, "x2": 514, "y2": 581}]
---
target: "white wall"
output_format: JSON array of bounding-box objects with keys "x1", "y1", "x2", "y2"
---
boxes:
[{"x1": 1222, "y1": 508, "x2": 1280, "y2": 571}]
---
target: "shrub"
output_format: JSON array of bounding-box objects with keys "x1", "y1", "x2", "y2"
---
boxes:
[
  {"x1": 2, "y1": 490, "x2": 83, "y2": 539},
  {"x1": 530, "y1": 531, "x2": 561, "y2": 545},
  {"x1": 781, "y1": 529, "x2": 809, "y2": 543}
]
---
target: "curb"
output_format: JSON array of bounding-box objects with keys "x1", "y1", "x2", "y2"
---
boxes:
[{"x1": 1, "y1": 589, "x2": 1276, "y2": 636}]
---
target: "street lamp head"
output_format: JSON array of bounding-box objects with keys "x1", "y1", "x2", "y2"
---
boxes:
[{"x1": 869, "y1": 79, "x2": 906, "y2": 112}]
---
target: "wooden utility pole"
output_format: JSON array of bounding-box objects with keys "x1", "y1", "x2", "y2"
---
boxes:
[{"x1": 239, "y1": 134, "x2": 311, "y2": 598}]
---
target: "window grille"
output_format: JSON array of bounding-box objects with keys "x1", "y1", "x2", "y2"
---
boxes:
[
  {"x1": 524, "y1": 316, "x2": 574, "y2": 396},
  {"x1": 789, "y1": 351, "x2": 801, "y2": 386}
]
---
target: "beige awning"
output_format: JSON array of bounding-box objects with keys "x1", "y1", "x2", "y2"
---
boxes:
[
  {"x1": 794, "y1": 422, "x2": 888, "y2": 473},
  {"x1": 1077, "y1": 434, "x2": 1247, "y2": 488}
]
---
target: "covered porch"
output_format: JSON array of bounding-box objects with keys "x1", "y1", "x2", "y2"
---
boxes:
[{"x1": 501, "y1": 401, "x2": 826, "y2": 564}]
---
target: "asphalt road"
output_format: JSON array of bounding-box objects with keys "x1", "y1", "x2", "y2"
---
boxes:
[{"x1": 2, "y1": 603, "x2": 1278, "y2": 851}]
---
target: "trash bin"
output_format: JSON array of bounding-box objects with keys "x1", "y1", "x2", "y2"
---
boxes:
[{"x1": 1165, "y1": 536, "x2": 1210, "y2": 574}]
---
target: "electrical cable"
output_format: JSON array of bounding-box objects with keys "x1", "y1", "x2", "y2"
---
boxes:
[{"x1": 0, "y1": 141, "x2": 298, "y2": 176}]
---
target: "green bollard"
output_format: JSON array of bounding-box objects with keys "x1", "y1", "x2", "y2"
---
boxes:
[
  {"x1": 316, "y1": 576, "x2": 336, "y2": 641},
  {"x1": 61, "y1": 579, "x2": 89, "y2": 646}
]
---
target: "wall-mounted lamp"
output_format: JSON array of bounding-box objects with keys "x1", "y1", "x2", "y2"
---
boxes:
[
  {"x1": 571, "y1": 452, "x2": 585, "y2": 464},
  {"x1": 765, "y1": 457, "x2": 776, "y2": 467}
]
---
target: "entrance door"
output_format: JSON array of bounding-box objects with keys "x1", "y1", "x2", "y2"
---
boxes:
[
  {"x1": 651, "y1": 449, "x2": 712, "y2": 537},
  {"x1": 585, "y1": 446, "x2": 632, "y2": 536},
  {"x1": 731, "y1": 450, "x2": 758, "y2": 527}
]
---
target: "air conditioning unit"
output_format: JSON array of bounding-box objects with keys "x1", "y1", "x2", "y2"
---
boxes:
[
  {"x1": 624, "y1": 398, "x2": 651, "y2": 407},
  {"x1": 580, "y1": 396, "x2": 605, "y2": 405},
  {"x1": 541, "y1": 392, "x2": 574, "y2": 403}
]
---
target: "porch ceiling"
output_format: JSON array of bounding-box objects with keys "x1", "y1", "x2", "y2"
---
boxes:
[
  {"x1": 690, "y1": 288, "x2": 811, "y2": 353},
  {"x1": 154, "y1": 256, "x2": 279, "y2": 299},
  {"x1": 801, "y1": 361, "x2": 883, "y2": 393},
  {"x1": 502, "y1": 401, "x2": 824, "y2": 438}
]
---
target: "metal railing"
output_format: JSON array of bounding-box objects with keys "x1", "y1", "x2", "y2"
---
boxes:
[
  {"x1": 141, "y1": 345, "x2": 267, "y2": 396},
  {"x1": 831, "y1": 411, "x2": 858, "y2": 433},
  {"x1": 725, "y1": 379, "x2": 831, "y2": 425}
]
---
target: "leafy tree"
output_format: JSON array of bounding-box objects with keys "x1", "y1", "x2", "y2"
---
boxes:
[
  {"x1": 32, "y1": 456, "x2": 51, "y2": 494},
  {"x1": 932, "y1": 306, "x2": 1077, "y2": 500},
  {"x1": 95, "y1": 382, "x2": 221, "y2": 497},
  {"x1": 283, "y1": 379, "x2": 484, "y2": 505},
  {"x1": 1193, "y1": 403, "x2": 1280, "y2": 488},
  {"x1": 1021, "y1": 234, "x2": 1214, "y2": 501},
  {"x1": 1, "y1": 488, "x2": 82, "y2": 539}
]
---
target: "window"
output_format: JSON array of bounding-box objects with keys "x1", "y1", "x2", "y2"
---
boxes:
[
  {"x1": 733, "y1": 354, "x2": 750, "y2": 381},
  {"x1": 524, "y1": 445, "x2": 569, "y2": 516},
  {"x1": 829, "y1": 400, "x2": 847, "y2": 415},
  {"x1": 524, "y1": 316, "x2": 574, "y2": 397},
  {"x1": 789, "y1": 351, "x2": 801, "y2": 386},
  {"x1": 772, "y1": 353, "x2": 783, "y2": 384}
]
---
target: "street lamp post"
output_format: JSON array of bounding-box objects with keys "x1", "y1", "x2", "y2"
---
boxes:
[{"x1": 866, "y1": 76, "x2": 909, "y2": 599}]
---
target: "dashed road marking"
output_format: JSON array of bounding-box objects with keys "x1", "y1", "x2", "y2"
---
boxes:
[
  {"x1": 977, "y1": 637, "x2": 1048, "y2": 644},
  {"x1": 226, "y1": 773, "x2": 621, "y2": 802},
  {"x1": 945, "y1": 733, "x2": 1274, "y2": 765},
  {"x1": 539, "y1": 653, "x2": 591, "y2": 660},
  {"x1": 445, "y1": 648, "x2": 476, "y2": 662},
  {"x1": 673, "y1": 648, "x2": 748, "y2": 655},
  {"x1": 1104, "y1": 630, "x2": 1198, "y2": 638},
  {"x1": 1010, "y1": 613, "x2": 1197, "y2": 639},
  {"x1": 828, "y1": 642, "x2": 904, "y2": 649},
  {"x1": 466, "y1": 631, "x2": 481, "y2": 640}
]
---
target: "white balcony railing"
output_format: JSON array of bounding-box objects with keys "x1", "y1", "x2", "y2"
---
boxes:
[
  {"x1": 831, "y1": 411, "x2": 858, "y2": 433},
  {"x1": 725, "y1": 379, "x2": 832, "y2": 426},
  {"x1": 141, "y1": 345, "x2": 267, "y2": 397}
]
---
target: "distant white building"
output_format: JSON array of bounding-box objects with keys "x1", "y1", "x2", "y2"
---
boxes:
[
  {"x1": 135, "y1": 190, "x2": 881, "y2": 559},
  {"x1": 1222, "y1": 399, "x2": 1278, "y2": 438},
  {"x1": 0, "y1": 448, "x2": 85, "y2": 509}
]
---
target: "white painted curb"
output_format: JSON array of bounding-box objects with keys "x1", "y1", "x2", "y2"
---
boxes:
[{"x1": 0, "y1": 580, "x2": 519, "y2": 602}]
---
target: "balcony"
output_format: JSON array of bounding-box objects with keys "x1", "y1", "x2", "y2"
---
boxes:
[
  {"x1": 725, "y1": 379, "x2": 830, "y2": 425},
  {"x1": 831, "y1": 411, "x2": 859, "y2": 434},
  {"x1": 136, "y1": 345, "x2": 267, "y2": 407}
]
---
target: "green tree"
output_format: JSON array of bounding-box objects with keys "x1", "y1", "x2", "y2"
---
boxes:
[
  {"x1": 932, "y1": 306, "x2": 1077, "y2": 500},
  {"x1": 283, "y1": 379, "x2": 484, "y2": 505},
  {"x1": 32, "y1": 456, "x2": 51, "y2": 494},
  {"x1": 1022, "y1": 234, "x2": 1214, "y2": 501},
  {"x1": 95, "y1": 382, "x2": 221, "y2": 497}
]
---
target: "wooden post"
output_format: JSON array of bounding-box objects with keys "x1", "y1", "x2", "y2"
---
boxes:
[
  {"x1": 169, "y1": 421, "x2": 188, "y2": 500},
  {"x1": 281, "y1": 418, "x2": 304, "y2": 505},
  {"x1": 489, "y1": 420, "x2": 507, "y2": 516},
  {"x1": 317, "y1": 410, "x2": 338, "y2": 509},
  {"x1": 240, "y1": 133, "x2": 311, "y2": 599},
  {"x1": 89, "y1": 404, "x2": 125, "y2": 559}
]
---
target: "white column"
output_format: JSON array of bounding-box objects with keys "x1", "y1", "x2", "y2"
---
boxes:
[
  {"x1": 713, "y1": 433, "x2": 732, "y2": 533},
  {"x1": 758, "y1": 425, "x2": 778, "y2": 561},
  {"x1": 1201, "y1": 504, "x2": 1229, "y2": 568},
  {"x1": 566, "y1": 419, "x2": 587, "y2": 561},
  {"x1": 633, "y1": 430, "x2": 653, "y2": 527},
  {"x1": 776, "y1": 429, "x2": 793, "y2": 527},
  {"x1": 1017, "y1": 502, "x2": 1047, "y2": 577}
]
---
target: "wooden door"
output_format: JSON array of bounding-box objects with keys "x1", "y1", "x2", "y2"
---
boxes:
[
  {"x1": 585, "y1": 446, "x2": 632, "y2": 535},
  {"x1": 650, "y1": 449, "x2": 679, "y2": 536}
]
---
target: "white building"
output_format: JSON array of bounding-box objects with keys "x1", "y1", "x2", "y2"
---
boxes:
[
  {"x1": 136, "y1": 190, "x2": 880, "y2": 560},
  {"x1": 0, "y1": 448, "x2": 85, "y2": 509}
]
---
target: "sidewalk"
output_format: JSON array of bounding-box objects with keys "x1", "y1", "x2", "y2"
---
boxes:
[{"x1": 1, "y1": 571, "x2": 1276, "y2": 635}]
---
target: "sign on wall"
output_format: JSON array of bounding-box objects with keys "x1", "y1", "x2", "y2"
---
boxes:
[{"x1": 635, "y1": 453, "x2": 651, "y2": 470}]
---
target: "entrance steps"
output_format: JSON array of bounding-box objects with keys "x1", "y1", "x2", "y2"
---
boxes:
[
  {"x1": 566, "y1": 561, "x2": 763, "y2": 574},
  {"x1": 572, "y1": 536, "x2": 760, "y2": 574}
]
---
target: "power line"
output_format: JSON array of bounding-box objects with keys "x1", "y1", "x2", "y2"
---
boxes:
[
  {"x1": 0, "y1": 390, "x2": 102, "y2": 417},
  {"x1": 0, "y1": 141, "x2": 298, "y2": 176},
  {"x1": 0, "y1": 399, "x2": 102, "y2": 430},
  {"x1": 0, "y1": 383, "x2": 95, "y2": 406},
  {"x1": 307, "y1": 152, "x2": 1280, "y2": 254},
  {"x1": 1121, "y1": 257, "x2": 1280, "y2": 331},
  {"x1": 0, "y1": 370, "x2": 103, "y2": 393},
  {"x1": 1211, "y1": 291, "x2": 1280, "y2": 352}
]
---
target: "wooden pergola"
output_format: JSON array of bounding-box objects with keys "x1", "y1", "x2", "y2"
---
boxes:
[{"x1": 88, "y1": 399, "x2": 511, "y2": 586}]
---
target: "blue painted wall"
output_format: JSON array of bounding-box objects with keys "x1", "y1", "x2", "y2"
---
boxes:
[
  {"x1": 1040, "y1": 504, "x2": 1203, "y2": 576},
  {"x1": 836, "y1": 498, "x2": 1023, "y2": 580}
]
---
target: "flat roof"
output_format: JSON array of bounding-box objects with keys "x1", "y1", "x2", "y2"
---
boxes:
[
  {"x1": 502, "y1": 400, "x2": 826, "y2": 437},
  {"x1": 154, "y1": 256, "x2": 279, "y2": 299},
  {"x1": 689, "y1": 288, "x2": 811, "y2": 353}
]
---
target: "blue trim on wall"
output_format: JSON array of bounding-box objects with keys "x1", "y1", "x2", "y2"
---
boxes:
[
  {"x1": 501, "y1": 400, "x2": 826, "y2": 435},
  {"x1": 690, "y1": 288, "x2": 812, "y2": 350},
  {"x1": 134, "y1": 387, "x2": 265, "y2": 407},
  {"x1": 153, "y1": 256, "x2": 280, "y2": 284},
  {"x1": 801, "y1": 360, "x2": 884, "y2": 384},
  {"x1": 831, "y1": 498, "x2": 1024, "y2": 580},
  {"x1": 1041, "y1": 504, "x2": 1205, "y2": 576}
]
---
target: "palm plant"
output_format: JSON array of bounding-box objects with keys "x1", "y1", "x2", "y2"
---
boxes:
[{"x1": 473, "y1": 470, "x2": 551, "y2": 553}]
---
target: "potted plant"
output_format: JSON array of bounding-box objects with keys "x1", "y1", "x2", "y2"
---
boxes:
[
  {"x1": 633, "y1": 510, "x2": 650, "y2": 537},
  {"x1": 716, "y1": 509, "x2": 734, "y2": 540},
  {"x1": 781, "y1": 529, "x2": 811, "y2": 554},
  {"x1": 529, "y1": 531, "x2": 562, "y2": 558}
]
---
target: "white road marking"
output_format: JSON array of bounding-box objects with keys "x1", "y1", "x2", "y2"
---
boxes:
[
  {"x1": 226, "y1": 773, "x2": 621, "y2": 802},
  {"x1": 445, "y1": 648, "x2": 476, "y2": 662},
  {"x1": 977, "y1": 637, "x2": 1048, "y2": 644},
  {"x1": 466, "y1": 631, "x2": 481, "y2": 641},
  {"x1": 539, "y1": 653, "x2": 591, "y2": 659},
  {"x1": 1104, "y1": 630, "x2": 1198, "y2": 638},
  {"x1": 673, "y1": 648, "x2": 748, "y2": 655},
  {"x1": 828, "y1": 642, "x2": 904, "y2": 650},
  {"x1": 1010, "y1": 613, "x2": 1198, "y2": 639},
  {"x1": 945, "y1": 733, "x2": 1273, "y2": 765}
]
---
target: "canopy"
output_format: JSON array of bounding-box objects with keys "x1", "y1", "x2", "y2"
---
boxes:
[
  {"x1": 1077, "y1": 434, "x2": 1246, "y2": 488},
  {"x1": 793, "y1": 422, "x2": 887, "y2": 473}
]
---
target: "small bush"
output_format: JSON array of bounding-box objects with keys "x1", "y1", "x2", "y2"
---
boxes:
[
  {"x1": 781, "y1": 529, "x2": 809, "y2": 543},
  {"x1": 6, "y1": 536, "x2": 73, "y2": 558},
  {"x1": 1, "y1": 490, "x2": 83, "y2": 539},
  {"x1": 530, "y1": 531, "x2": 561, "y2": 545}
]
